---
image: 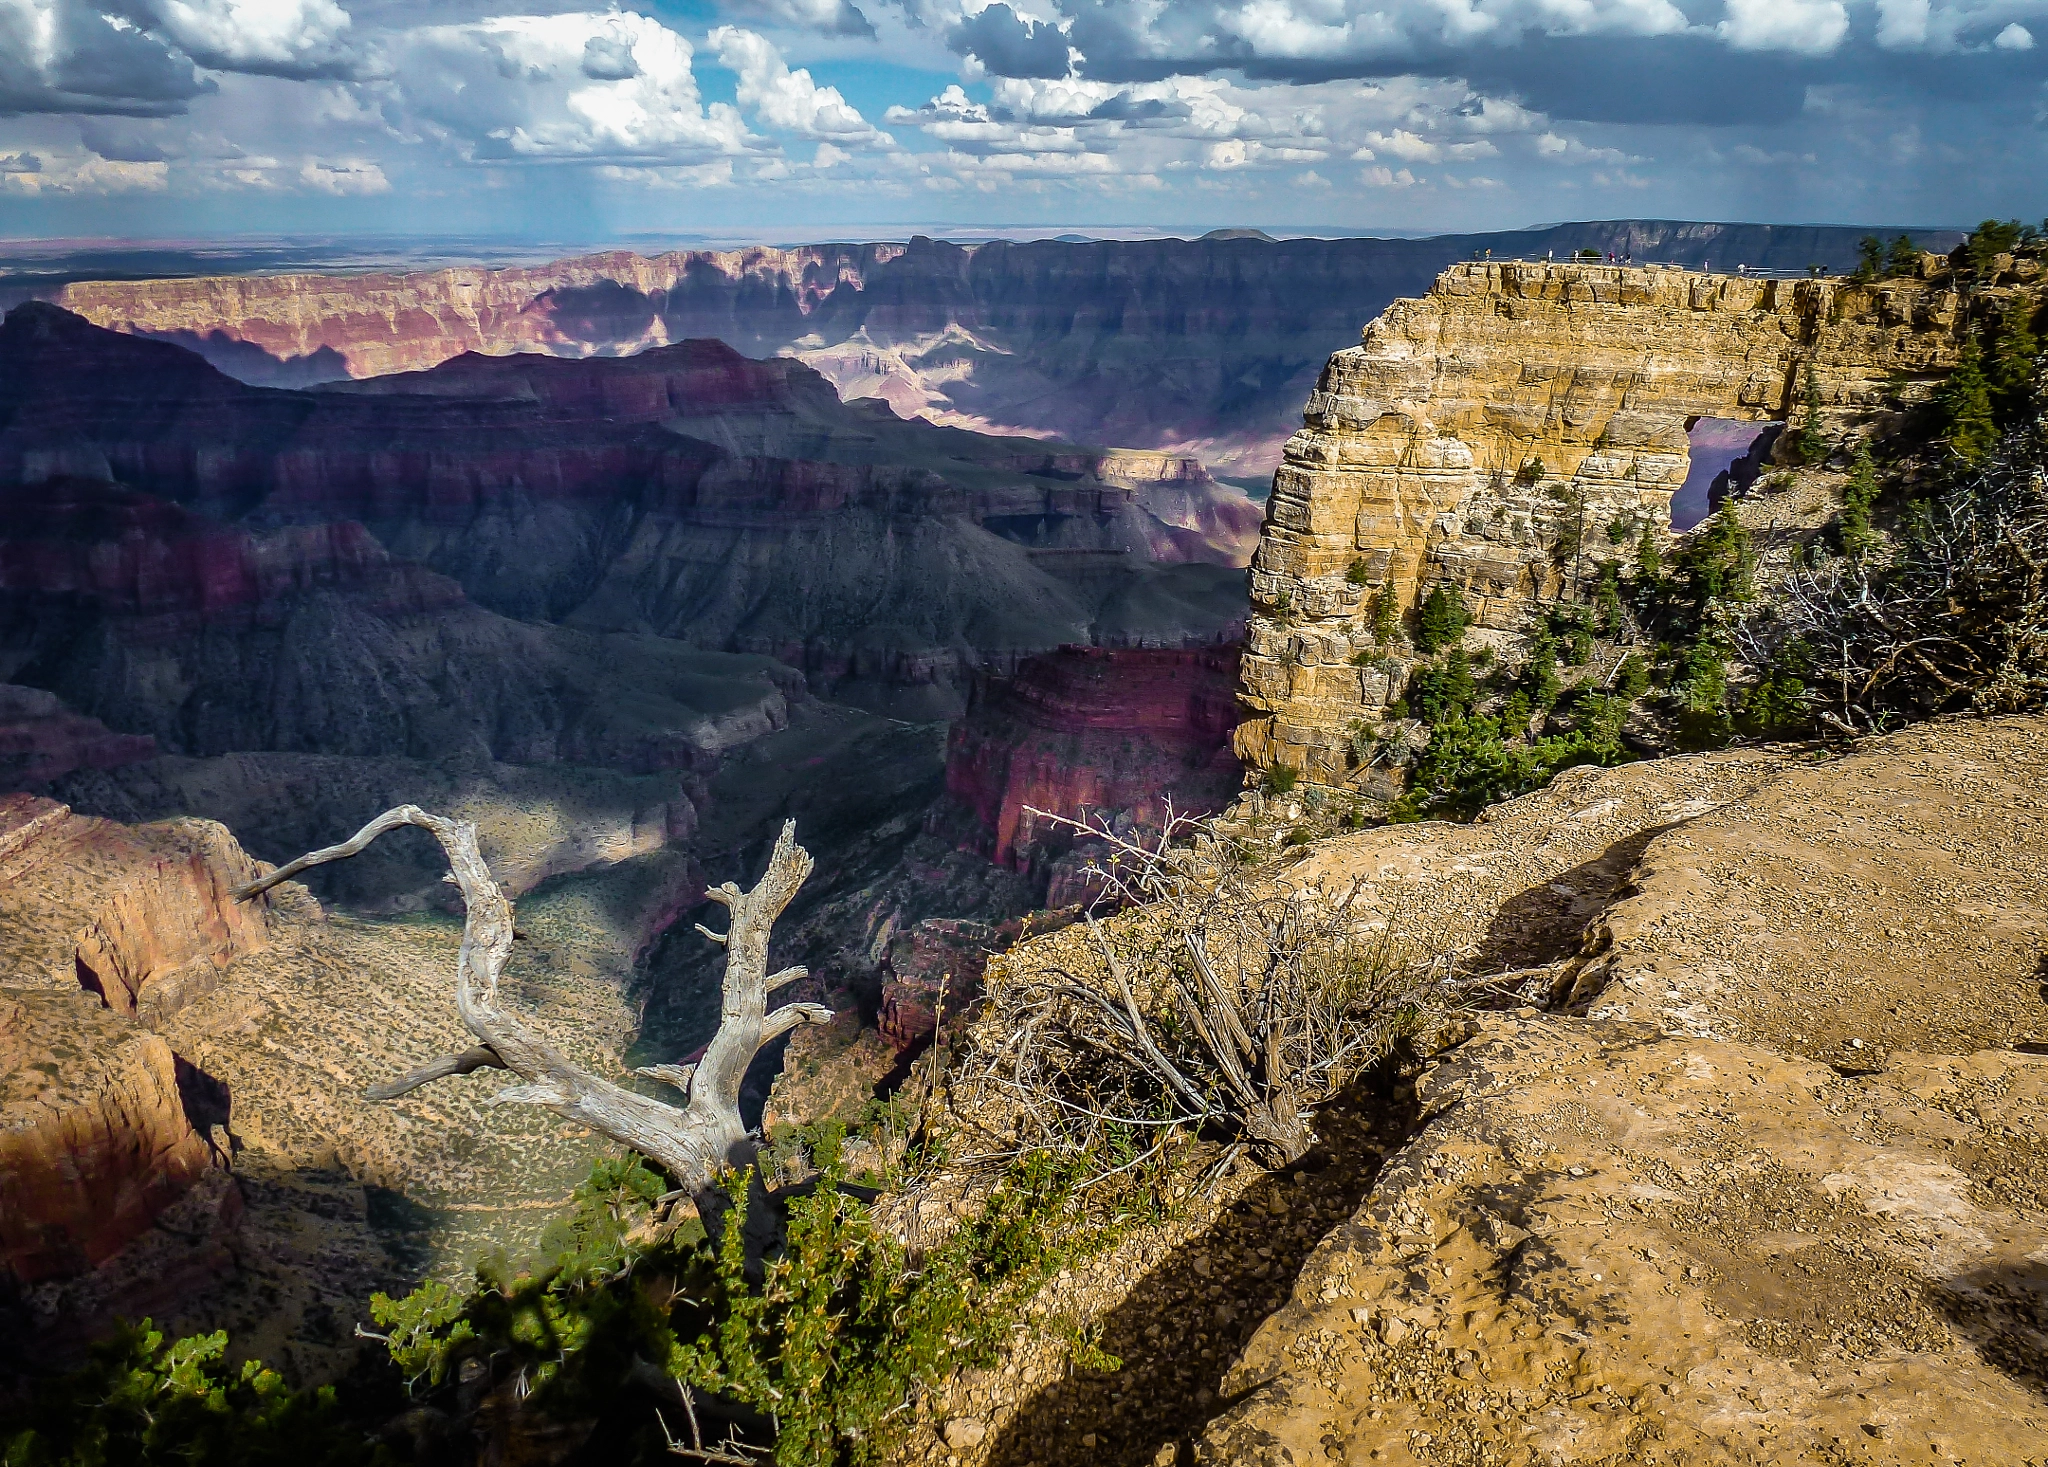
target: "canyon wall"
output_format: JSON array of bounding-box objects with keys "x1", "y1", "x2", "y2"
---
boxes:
[
  {"x1": 29, "y1": 224, "x2": 1925, "y2": 478},
  {"x1": 943, "y1": 643, "x2": 1245, "y2": 900},
  {"x1": 1237, "y1": 260, "x2": 1985, "y2": 783},
  {"x1": 0, "y1": 303, "x2": 1251, "y2": 722}
]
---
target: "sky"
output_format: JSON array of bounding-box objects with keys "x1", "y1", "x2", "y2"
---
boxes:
[{"x1": 0, "y1": 0, "x2": 2040, "y2": 241}]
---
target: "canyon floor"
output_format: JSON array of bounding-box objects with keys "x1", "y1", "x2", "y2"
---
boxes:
[{"x1": 888, "y1": 716, "x2": 2048, "y2": 1467}]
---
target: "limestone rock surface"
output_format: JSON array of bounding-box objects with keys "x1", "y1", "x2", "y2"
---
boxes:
[{"x1": 1197, "y1": 716, "x2": 2048, "y2": 1466}]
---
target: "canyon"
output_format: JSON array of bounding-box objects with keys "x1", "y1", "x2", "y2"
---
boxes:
[
  {"x1": 1236, "y1": 255, "x2": 2035, "y2": 783},
  {"x1": 21, "y1": 222, "x2": 1920, "y2": 482}
]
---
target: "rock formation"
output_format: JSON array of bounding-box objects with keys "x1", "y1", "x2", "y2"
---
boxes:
[
  {"x1": 941, "y1": 643, "x2": 1245, "y2": 898},
  {"x1": 898, "y1": 715, "x2": 2048, "y2": 1466},
  {"x1": 1236, "y1": 261, "x2": 2015, "y2": 784},
  {"x1": 1196, "y1": 715, "x2": 2048, "y2": 1465},
  {"x1": 0, "y1": 782, "x2": 676, "y2": 1379},
  {"x1": 24, "y1": 225, "x2": 1931, "y2": 479}
]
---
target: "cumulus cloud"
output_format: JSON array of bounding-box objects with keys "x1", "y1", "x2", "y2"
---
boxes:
[
  {"x1": 378, "y1": 11, "x2": 748, "y2": 164},
  {"x1": 0, "y1": 0, "x2": 210, "y2": 115},
  {"x1": 1714, "y1": 0, "x2": 1849, "y2": 54},
  {"x1": 721, "y1": 0, "x2": 874, "y2": 38},
  {"x1": 1995, "y1": 21, "x2": 2035, "y2": 47},
  {"x1": 708, "y1": 26, "x2": 893, "y2": 145},
  {"x1": 135, "y1": 0, "x2": 356, "y2": 79}
]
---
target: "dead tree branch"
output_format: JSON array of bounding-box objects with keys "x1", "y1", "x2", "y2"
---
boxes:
[{"x1": 235, "y1": 809, "x2": 827, "y2": 1199}]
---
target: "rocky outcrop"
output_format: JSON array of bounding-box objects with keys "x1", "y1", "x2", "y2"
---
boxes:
[
  {"x1": 0, "y1": 986, "x2": 225, "y2": 1288},
  {"x1": 35, "y1": 225, "x2": 1932, "y2": 479},
  {"x1": 1236, "y1": 262, "x2": 2012, "y2": 783},
  {"x1": 942, "y1": 644, "x2": 1246, "y2": 892},
  {"x1": 1195, "y1": 716, "x2": 2048, "y2": 1466},
  {"x1": 0, "y1": 793, "x2": 274, "y2": 1025}
]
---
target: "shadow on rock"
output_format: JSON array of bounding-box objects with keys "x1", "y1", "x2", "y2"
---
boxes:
[
  {"x1": 984, "y1": 1069, "x2": 1422, "y2": 1467},
  {"x1": 1938, "y1": 1258, "x2": 2048, "y2": 1403},
  {"x1": 1465, "y1": 822, "x2": 1673, "y2": 978}
]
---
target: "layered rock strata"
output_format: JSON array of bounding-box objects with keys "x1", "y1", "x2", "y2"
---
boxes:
[
  {"x1": 1236, "y1": 262, "x2": 2003, "y2": 783},
  {"x1": 28, "y1": 224, "x2": 1936, "y2": 476},
  {"x1": 943, "y1": 644, "x2": 1246, "y2": 889},
  {"x1": 0, "y1": 303, "x2": 1253, "y2": 720}
]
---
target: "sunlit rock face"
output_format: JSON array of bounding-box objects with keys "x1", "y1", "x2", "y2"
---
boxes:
[{"x1": 1237, "y1": 261, "x2": 1975, "y2": 784}]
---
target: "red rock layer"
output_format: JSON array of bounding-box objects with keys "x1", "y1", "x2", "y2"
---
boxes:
[
  {"x1": 0, "y1": 686, "x2": 156, "y2": 785},
  {"x1": 943, "y1": 643, "x2": 1246, "y2": 875},
  {"x1": 1, "y1": 793, "x2": 274, "y2": 1025}
]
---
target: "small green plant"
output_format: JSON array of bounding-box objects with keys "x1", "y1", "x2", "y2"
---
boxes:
[
  {"x1": 1966, "y1": 218, "x2": 2023, "y2": 276},
  {"x1": 1345, "y1": 558, "x2": 1373, "y2": 587},
  {"x1": 1937, "y1": 337, "x2": 1997, "y2": 464},
  {"x1": 1368, "y1": 586, "x2": 1401, "y2": 645},
  {"x1": 1264, "y1": 763, "x2": 1299, "y2": 795},
  {"x1": 1795, "y1": 362, "x2": 1827, "y2": 465},
  {"x1": 1989, "y1": 299, "x2": 2041, "y2": 426},
  {"x1": 1740, "y1": 637, "x2": 1814, "y2": 737},
  {"x1": 1515, "y1": 455, "x2": 1547, "y2": 486},
  {"x1": 1594, "y1": 559, "x2": 1624, "y2": 635},
  {"x1": 1412, "y1": 583, "x2": 1471, "y2": 654},
  {"x1": 1407, "y1": 647, "x2": 1476, "y2": 724}
]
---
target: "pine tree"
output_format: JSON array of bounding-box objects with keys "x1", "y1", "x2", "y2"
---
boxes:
[
  {"x1": 1989, "y1": 300, "x2": 2041, "y2": 426},
  {"x1": 1853, "y1": 235, "x2": 1883, "y2": 283},
  {"x1": 1633, "y1": 520, "x2": 1663, "y2": 587},
  {"x1": 1839, "y1": 444, "x2": 1881, "y2": 559},
  {"x1": 1795, "y1": 362, "x2": 1827, "y2": 465},
  {"x1": 1368, "y1": 587, "x2": 1400, "y2": 645},
  {"x1": 1594, "y1": 559, "x2": 1624, "y2": 636},
  {"x1": 1412, "y1": 583, "x2": 1470, "y2": 653},
  {"x1": 1885, "y1": 234, "x2": 1920, "y2": 278},
  {"x1": 1939, "y1": 337, "x2": 1998, "y2": 463}
]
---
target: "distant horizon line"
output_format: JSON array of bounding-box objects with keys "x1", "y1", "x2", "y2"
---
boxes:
[{"x1": 0, "y1": 216, "x2": 1977, "y2": 254}]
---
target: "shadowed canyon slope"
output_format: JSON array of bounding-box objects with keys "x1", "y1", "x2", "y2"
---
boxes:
[
  {"x1": 0, "y1": 302, "x2": 1253, "y2": 724},
  {"x1": 26, "y1": 224, "x2": 1930, "y2": 479}
]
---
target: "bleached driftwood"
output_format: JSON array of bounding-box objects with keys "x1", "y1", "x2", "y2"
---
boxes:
[{"x1": 235, "y1": 807, "x2": 827, "y2": 1197}]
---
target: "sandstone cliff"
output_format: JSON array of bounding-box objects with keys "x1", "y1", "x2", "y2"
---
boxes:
[{"x1": 1236, "y1": 260, "x2": 2027, "y2": 783}]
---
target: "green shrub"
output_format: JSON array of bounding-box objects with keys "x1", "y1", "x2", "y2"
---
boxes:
[
  {"x1": 1938, "y1": 338, "x2": 1998, "y2": 464},
  {"x1": 1367, "y1": 587, "x2": 1401, "y2": 645},
  {"x1": 369, "y1": 1148, "x2": 1113, "y2": 1467},
  {"x1": 1839, "y1": 445, "x2": 1881, "y2": 559},
  {"x1": 1412, "y1": 583, "x2": 1471, "y2": 654},
  {"x1": 1264, "y1": 764, "x2": 1299, "y2": 795},
  {"x1": 1345, "y1": 558, "x2": 1372, "y2": 586},
  {"x1": 1408, "y1": 647, "x2": 1476, "y2": 724},
  {"x1": 1885, "y1": 234, "x2": 1921, "y2": 278},
  {"x1": 1, "y1": 1322, "x2": 385, "y2": 1467}
]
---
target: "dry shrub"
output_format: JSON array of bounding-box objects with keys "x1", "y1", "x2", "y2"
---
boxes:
[{"x1": 952, "y1": 810, "x2": 1451, "y2": 1186}]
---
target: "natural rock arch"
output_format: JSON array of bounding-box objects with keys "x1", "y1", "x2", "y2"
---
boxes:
[{"x1": 1236, "y1": 261, "x2": 1968, "y2": 782}]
